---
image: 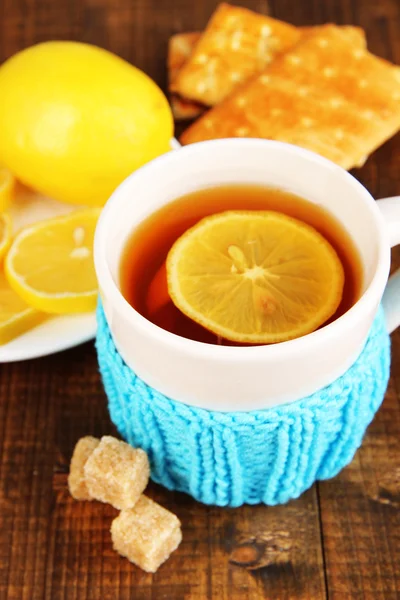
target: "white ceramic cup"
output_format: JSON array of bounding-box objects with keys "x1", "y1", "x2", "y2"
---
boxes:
[{"x1": 94, "y1": 139, "x2": 400, "y2": 412}]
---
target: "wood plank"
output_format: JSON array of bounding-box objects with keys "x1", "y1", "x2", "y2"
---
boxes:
[
  {"x1": 45, "y1": 476, "x2": 326, "y2": 600},
  {"x1": 1, "y1": 0, "x2": 400, "y2": 598},
  {"x1": 318, "y1": 240, "x2": 400, "y2": 599},
  {"x1": 316, "y1": 4, "x2": 400, "y2": 597},
  {"x1": 318, "y1": 362, "x2": 400, "y2": 600}
]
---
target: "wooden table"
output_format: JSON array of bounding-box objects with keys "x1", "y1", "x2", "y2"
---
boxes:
[{"x1": 1, "y1": 1, "x2": 400, "y2": 598}]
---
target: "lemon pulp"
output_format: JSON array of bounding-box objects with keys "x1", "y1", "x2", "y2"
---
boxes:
[
  {"x1": 5, "y1": 208, "x2": 100, "y2": 314},
  {"x1": 166, "y1": 210, "x2": 344, "y2": 343}
]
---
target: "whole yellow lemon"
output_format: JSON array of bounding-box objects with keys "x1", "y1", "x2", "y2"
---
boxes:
[{"x1": 0, "y1": 42, "x2": 174, "y2": 206}]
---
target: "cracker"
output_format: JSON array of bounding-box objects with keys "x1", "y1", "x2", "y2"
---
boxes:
[
  {"x1": 180, "y1": 25, "x2": 400, "y2": 170},
  {"x1": 168, "y1": 32, "x2": 201, "y2": 89},
  {"x1": 168, "y1": 32, "x2": 205, "y2": 121},
  {"x1": 170, "y1": 95, "x2": 205, "y2": 121},
  {"x1": 168, "y1": 23, "x2": 365, "y2": 118},
  {"x1": 174, "y1": 3, "x2": 301, "y2": 106},
  {"x1": 301, "y1": 25, "x2": 366, "y2": 48}
]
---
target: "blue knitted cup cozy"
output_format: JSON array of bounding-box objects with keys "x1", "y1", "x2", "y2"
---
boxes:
[{"x1": 96, "y1": 304, "x2": 391, "y2": 507}]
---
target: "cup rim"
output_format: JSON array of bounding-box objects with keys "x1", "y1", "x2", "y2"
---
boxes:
[{"x1": 94, "y1": 138, "x2": 390, "y2": 361}]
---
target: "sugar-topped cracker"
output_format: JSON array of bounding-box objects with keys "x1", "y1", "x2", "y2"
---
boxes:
[
  {"x1": 168, "y1": 32, "x2": 205, "y2": 120},
  {"x1": 168, "y1": 5, "x2": 366, "y2": 116},
  {"x1": 174, "y1": 3, "x2": 301, "y2": 106},
  {"x1": 180, "y1": 25, "x2": 400, "y2": 170}
]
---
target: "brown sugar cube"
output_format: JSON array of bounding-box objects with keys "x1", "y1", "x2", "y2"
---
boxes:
[
  {"x1": 111, "y1": 495, "x2": 182, "y2": 573},
  {"x1": 68, "y1": 436, "x2": 100, "y2": 500},
  {"x1": 84, "y1": 436, "x2": 150, "y2": 510}
]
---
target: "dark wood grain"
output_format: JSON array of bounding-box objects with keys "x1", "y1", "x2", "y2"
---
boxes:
[
  {"x1": 314, "y1": 2, "x2": 400, "y2": 595},
  {"x1": 0, "y1": 0, "x2": 400, "y2": 598}
]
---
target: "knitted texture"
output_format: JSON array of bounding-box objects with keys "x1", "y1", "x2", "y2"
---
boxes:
[{"x1": 96, "y1": 305, "x2": 390, "y2": 507}]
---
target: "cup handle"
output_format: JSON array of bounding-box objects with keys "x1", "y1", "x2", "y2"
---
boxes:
[{"x1": 377, "y1": 196, "x2": 400, "y2": 334}]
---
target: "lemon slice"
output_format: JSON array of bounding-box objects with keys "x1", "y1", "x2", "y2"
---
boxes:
[
  {"x1": 5, "y1": 208, "x2": 101, "y2": 314},
  {"x1": 0, "y1": 213, "x2": 12, "y2": 262},
  {"x1": 0, "y1": 272, "x2": 47, "y2": 344},
  {"x1": 166, "y1": 210, "x2": 344, "y2": 343},
  {"x1": 0, "y1": 167, "x2": 15, "y2": 211}
]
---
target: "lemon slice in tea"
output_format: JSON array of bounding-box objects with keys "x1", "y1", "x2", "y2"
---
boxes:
[{"x1": 166, "y1": 210, "x2": 344, "y2": 344}]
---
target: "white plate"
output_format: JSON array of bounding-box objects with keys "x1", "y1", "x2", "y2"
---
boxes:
[
  {"x1": 0, "y1": 312, "x2": 97, "y2": 362},
  {"x1": 0, "y1": 139, "x2": 182, "y2": 362},
  {"x1": 0, "y1": 184, "x2": 97, "y2": 362}
]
